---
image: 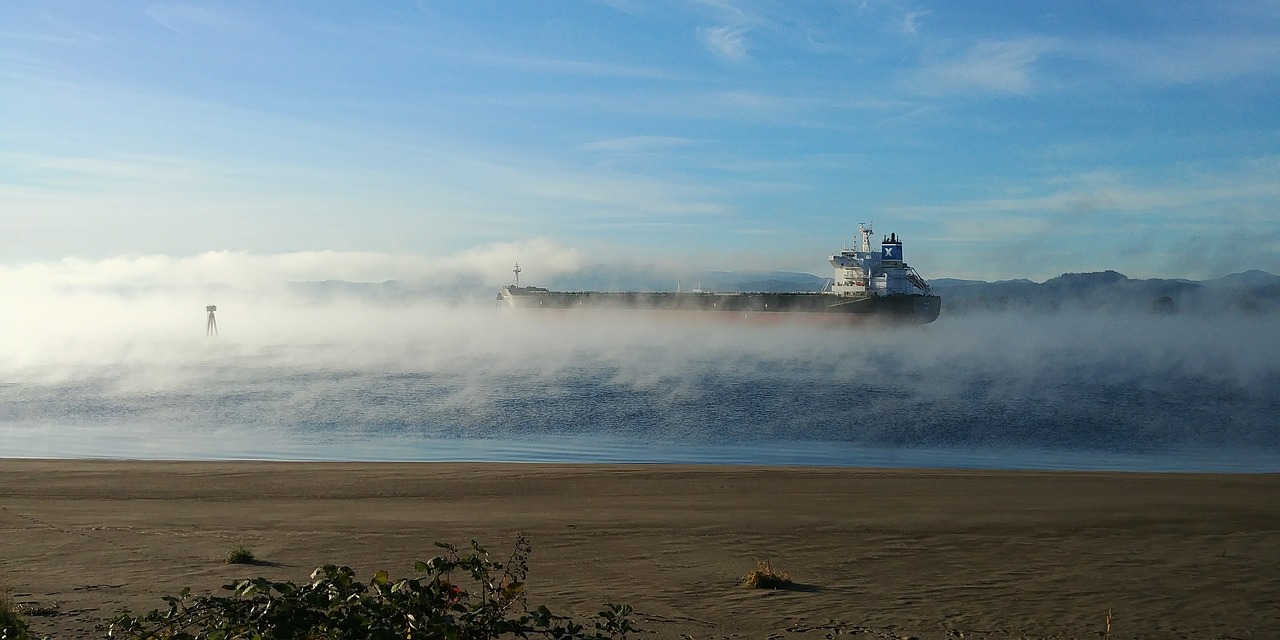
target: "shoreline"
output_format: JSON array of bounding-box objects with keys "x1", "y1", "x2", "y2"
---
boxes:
[
  {"x1": 4, "y1": 440, "x2": 1277, "y2": 474},
  {"x1": 3, "y1": 460, "x2": 1278, "y2": 639}
]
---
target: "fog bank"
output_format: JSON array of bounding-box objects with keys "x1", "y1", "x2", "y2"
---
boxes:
[{"x1": 3, "y1": 272, "x2": 1277, "y2": 464}]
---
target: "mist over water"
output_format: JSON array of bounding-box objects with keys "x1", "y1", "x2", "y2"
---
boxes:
[{"x1": 2, "y1": 288, "x2": 1278, "y2": 471}]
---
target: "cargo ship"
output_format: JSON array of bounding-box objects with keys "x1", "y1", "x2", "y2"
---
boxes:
[{"x1": 497, "y1": 224, "x2": 941, "y2": 325}]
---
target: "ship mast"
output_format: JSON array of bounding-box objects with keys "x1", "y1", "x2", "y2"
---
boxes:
[
  {"x1": 858, "y1": 222, "x2": 874, "y2": 253},
  {"x1": 512, "y1": 263, "x2": 521, "y2": 288}
]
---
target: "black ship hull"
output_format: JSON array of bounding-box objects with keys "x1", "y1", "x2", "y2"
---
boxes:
[{"x1": 498, "y1": 289, "x2": 941, "y2": 325}]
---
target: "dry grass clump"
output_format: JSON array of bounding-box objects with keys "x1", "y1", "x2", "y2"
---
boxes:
[
  {"x1": 741, "y1": 561, "x2": 793, "y2": 589},
  {"x1": 14, "y1": 603, "x2": 59, "y2": 617},
  {"x1": 224, "y1": 544, "x2": 258, "y2": 565}
]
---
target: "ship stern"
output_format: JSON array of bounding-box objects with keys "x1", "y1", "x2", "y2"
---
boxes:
[{"x1": 914, "y1": 295, "x2": 942, "y2": 324}]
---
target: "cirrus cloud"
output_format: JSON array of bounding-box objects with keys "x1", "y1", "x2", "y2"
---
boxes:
[
  {"x1": 909, "y1": 38, "x2": 1057, "y2": 97},
  {"x1": 699, "y1": 25, "x2": 752, "y2": 61}
]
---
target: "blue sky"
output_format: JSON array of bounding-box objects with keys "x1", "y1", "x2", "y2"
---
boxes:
[{"x1": 2, "y1": 0, "x2": 1278, "y2": 284}]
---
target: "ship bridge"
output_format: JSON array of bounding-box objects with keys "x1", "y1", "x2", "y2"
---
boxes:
[{"x1": 830, "y1": 224, "x2": 932, "y2": 297}]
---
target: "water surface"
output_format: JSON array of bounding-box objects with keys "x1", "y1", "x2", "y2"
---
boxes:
[{"x1": 3, "y1": 305, "x2": 1277, "y2": 473}]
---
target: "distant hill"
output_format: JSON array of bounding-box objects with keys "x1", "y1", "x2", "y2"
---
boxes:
[
  {"x1": 931, "y1": 277, "x2": 1034, "y2": 288},
  {"x1": 1207, "y1": 270, "x2": 1280, "y2": 288},
  {"x1": 936, "y1": 270, "x2": 1279, "y2": 315}
]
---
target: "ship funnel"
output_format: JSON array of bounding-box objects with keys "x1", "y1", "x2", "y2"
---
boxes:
[{"x1": 881, "y1": 233, "x2": 903, "y2": 262}]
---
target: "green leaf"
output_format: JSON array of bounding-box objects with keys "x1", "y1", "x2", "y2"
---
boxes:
[{"x1": 99, "y1": 538, "x2": 637, "y2": 640}]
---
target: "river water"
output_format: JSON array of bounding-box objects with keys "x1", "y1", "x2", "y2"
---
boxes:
[{"x1": 3, "y1": 303, "x2": 1277, "y2": 472}]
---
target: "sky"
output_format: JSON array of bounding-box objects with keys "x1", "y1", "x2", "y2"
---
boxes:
[{"x1": 2, "y1": 0, "x2": 1279, "y2": 287}]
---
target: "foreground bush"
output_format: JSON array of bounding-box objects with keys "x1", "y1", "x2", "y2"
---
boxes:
[
  {"x1": 2, "y1": 585, "x2": 31, "y2": 640},
  {"x1": 106, "y1": 536, "x2": 632, "y2": 639}
]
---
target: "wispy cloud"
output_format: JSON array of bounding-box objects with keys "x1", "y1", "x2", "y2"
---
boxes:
[
  {"x1": 1068, "y1": 34, "x2": 1280, "y2": 86},
  {"x1": 145, "y1": 4, "x2": 238, "y2": 37},
  {"x1": 900, "y1": 10, "x2": 932, "y2": 36},
  {"x1": 892, "y1": 161, "x2": 1280, "y2": 220},
  {"x1": 0, "y1": 151, "x2": 211, "y2": 184},
  {"x1": 578, "y1": 136, "x2": 696, "y2": 152},
  {"x1": 478, "y1": 53, "x2": 678, "y2": 79},
  {"x1": 582, "y1": 0, "x2": 649, "y2": 15},
  {"x1": 698, "y1": 24, "x2": 752, "y2": 61},
  {"x1": 908, "y1": 38, "x2": 1056, "y2": 96},
  {"x1": 691, "y1": 0, "x2": 760, "y2": 25},
  {"x1": 510, "y1": 167, "x2": 731, "y2": 217},
  {"x1": 0, "y1": 30, "x2": 86, "y2": 46}
]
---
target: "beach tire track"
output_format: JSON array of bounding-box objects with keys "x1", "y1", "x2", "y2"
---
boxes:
[{"x1": 0, "y1": 504, "x2": 150, "y2": 558}]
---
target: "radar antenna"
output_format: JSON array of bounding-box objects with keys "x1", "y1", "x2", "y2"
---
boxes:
[
  {"x1": 858, "y1": 222, "x2": 875, "y2": 253},
  {"x1": 206, "y1": 305, "x2": 218, "y2": 337}
]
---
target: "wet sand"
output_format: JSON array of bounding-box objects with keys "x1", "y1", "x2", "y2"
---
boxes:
[{"x1": 2, "y1": 460, "x2": 1277, "y2": 639}]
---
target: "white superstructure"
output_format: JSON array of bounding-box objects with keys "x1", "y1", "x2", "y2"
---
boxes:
[{"x1": 829, "y1": 223, "x2": 933, "y2": 298}]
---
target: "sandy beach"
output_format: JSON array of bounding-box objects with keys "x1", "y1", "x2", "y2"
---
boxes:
[{"x1": 1, "y1": 460, "x2": 1277, "y2": 639}]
